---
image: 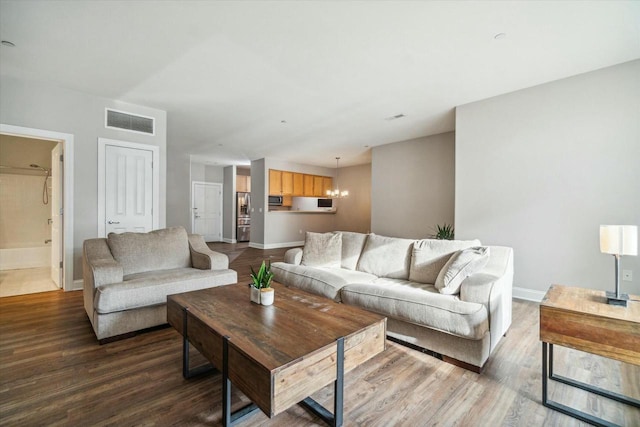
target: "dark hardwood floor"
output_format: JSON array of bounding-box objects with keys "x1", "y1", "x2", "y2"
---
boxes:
[{"x1": 1, "y1": 243, "x2": 638, "y2": 426}]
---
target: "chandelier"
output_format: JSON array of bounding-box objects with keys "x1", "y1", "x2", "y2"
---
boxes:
[{"x1": 326, "y1": 157, "x2": 349, "y2": 198}]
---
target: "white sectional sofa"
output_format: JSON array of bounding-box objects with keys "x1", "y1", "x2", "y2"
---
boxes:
[
  {"x1": 271, "y1": 231, "x2": 513, "y2": 372},
  {"x1": 83, "y1": 226, "x2": 237, "y2": 342}
]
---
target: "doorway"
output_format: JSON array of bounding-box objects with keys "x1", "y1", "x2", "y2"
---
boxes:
[{"x1": 0, "y1": 124, "x2": 75, "y2": 295}]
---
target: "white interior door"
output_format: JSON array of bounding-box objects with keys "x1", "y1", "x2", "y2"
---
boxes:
[
  {"x1": 105, "y1": 145, "x2": 153, "y2": 234},
  {"x1": 192, "y1": 182, "x2": 222, "y2": 242},
  {"x1": 50, "y1": 143, "x2": 63, "y2": 287}
]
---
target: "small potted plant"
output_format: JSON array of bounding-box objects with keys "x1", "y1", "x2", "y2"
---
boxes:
[
  {"x1": 249, "y1": 260, "x2": 274, "y2": 305},
  {"x1": 432, "y1": 223, "x2": 455, "y2": 240}
]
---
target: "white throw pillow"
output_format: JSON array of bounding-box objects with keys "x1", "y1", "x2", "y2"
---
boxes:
[
  {"x1": 301, "y1": 232, "x2": 342, "y2": 268},
  {"x1": 409, "y1": 239, "x2": 481, "y2": 284},
  {"x1": 435, "y1": 246, "x2": 490, "y2": 295}
]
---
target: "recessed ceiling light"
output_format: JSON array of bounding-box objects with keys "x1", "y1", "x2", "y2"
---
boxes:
[
  {"x1": 1, "y1": 40, "x2": 16, "y2": 47},
  {"x1": 494, "y1": 33, "x2": 506, "y2": 40},
  {"x1": 385, "y1": 114, "x2": 406, "y2": 121}
]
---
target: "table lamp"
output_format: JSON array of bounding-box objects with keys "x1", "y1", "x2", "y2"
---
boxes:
[{"x1": 600, "y1": 225, "x2": 638, "y2": 307}]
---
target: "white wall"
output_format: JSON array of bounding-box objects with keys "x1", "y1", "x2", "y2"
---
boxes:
[
  {"x1": 456, "y1": 60, "x2": 640, "y2": 297},
  {"x1": 0, "y1": 76, "x2": 167, "y2": 280},
  {"x1": 371, "y1": 132, "x2": 455, "y2": 238}
]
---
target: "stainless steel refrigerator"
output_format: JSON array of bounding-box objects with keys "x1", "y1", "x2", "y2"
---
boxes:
[{"x1": 237, "y1": 192, "x2": 251, "y2": 242}]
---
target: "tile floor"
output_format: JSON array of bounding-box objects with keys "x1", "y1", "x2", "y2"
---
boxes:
[{"x1": 0, "y1": 267, "x2": 60, "y2": 297}]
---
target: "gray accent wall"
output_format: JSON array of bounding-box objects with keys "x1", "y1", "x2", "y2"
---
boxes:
[
  {"x1": 0, "y1": 75, "x2": 167, "y2": 280},
  {"x1": 334, "y1": 164, "x2": 371, "y2": 233},
  {"x1": 371, "y1": 132, "x2": 455, "y2": 239},
  {"x1": 456, "y1": 60, "x2": 640, "y2": 295}
]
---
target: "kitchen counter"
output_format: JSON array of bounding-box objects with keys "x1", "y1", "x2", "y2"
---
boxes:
[{"x1": 268, "y1": 209, "x2": 336, "y2": 214}]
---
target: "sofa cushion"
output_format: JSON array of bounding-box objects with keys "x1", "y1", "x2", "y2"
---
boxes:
[
  {"x1": 356, "y1": 234, "x2": 414, "y2": 279},
  {"x1": 270, "y1": 262, "x2": 377, "y2": 302},
  {"x1": 341, "y1": 279, "x2": 488, "y2": 340},
  {"x1": 336, "y1": 231, "x2": 369, "y2": 270},
  {"x1": 94, "y1": 267, "x2": 237, "y2": 314},
  {"x1": 436, "y1": 247, "x2": 490, "y2": 295},
  {"x1": 107, "y1": 227, "x2": 191, "y2": 276},
  {"x1": 409, "y1": 239, "x2": 481, "y2": 284},
  {"x1": 301, "y1": 232, "x2": 342, "y2": 268}
]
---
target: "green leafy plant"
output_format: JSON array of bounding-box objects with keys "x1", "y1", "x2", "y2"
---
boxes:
[
  {"x1": 250, "y1": 260, "x2": 274, "y2": 289},
  {"x1": 433, "y1": 224, "x2": 455, "y2": 240}
]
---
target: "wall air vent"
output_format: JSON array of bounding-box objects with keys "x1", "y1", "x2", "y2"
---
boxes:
[{"x1": 105, "y1": 108, "x2": 155, "y2": 135}]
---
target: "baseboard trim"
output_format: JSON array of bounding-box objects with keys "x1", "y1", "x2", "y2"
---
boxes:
[
  {"x1": 513, "y1": 287, "x2": 546, "y2": 302},
  {"x1": 249, "y1": 241, "x2": 304, "y2": 250},
  {"x1": 71, "y1": 279, "x2": 83, "y2": 291},
  {"x1": 223, "y1": 238, "x2": 237, "y2": 244}
]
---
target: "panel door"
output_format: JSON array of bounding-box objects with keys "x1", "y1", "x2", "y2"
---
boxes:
[
  {"x1": 105, "y1": 145, "x2": 153, "y2": 234},
  {"x1": 193, "y1": 182, "x2": 222, "y2": 242}
]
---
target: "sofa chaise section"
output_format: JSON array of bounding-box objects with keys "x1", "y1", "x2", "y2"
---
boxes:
[{"x1": 83, "y1": 226, "x2": 237, "y2": 341}]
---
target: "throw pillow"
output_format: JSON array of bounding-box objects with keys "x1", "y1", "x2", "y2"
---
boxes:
[
  {"x1": 409, "y1": 239, "x2": 481, "y2": 284},
  {"x1": 301, "y1": 232, "x2": 342, "y2": 268},
  {"x1": 435, "y1": 246, "x2": 490, "y2": 295}
]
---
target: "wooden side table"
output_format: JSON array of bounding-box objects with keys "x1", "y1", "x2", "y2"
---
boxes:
[{"x1": 540, "y1": 285, "x2": 640, "y2": 427}]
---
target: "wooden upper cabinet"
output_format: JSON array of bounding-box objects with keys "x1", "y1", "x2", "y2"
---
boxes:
[
  {"x1": 292, "y1": 173, "x2": 304, "y2": 196},
  {"x1": 303, "y1": 174, "x2": 314, "y2": 197},
  {"x1": 322, "y1": 177, "x2": 333, "y2": 197},
  {"x1": 281, "y1": 171, "x2": 293, "y2": 195},
  {"x1": 313, "y1": 176, "x2": 324, "y2": 197},
  {"x1": 269, "y1": 169, "x2": 282, "y2": 195},
  {"x1": 237, "y1": 175, "x2": 251, "y2": 192}
]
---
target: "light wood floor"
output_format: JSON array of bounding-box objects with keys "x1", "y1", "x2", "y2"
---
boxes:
[{"x1": 1, "y1": 244, "x2": 638, "y2": 426}]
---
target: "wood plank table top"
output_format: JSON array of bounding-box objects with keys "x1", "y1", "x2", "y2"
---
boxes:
[
  {"x1": 540, "y1": 284, "x2": 640, "y2": 366},
  {"x1": 167, "y1": 282, "x2": 387, "y2": 418}
]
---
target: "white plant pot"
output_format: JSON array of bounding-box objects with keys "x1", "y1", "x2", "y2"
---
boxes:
[
  {"x1": 250, "y1": 286, "x2": 261, "y2": 304},
  {"x1": 260, "y1": 288, "x2": 274, "y2": 306}
]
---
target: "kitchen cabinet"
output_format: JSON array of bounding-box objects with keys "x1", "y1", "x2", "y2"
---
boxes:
[
  {"x1": 236, "y1": 175, "x2": 251, "y2": 192},
  {"x1": 323, "y1": 177, "x2": 333, "y2": 197},
  {"x1": 269, "y1": 169, "x2": 282, "y2": 195},
  {"x1": 313, "y1": 176, "x2": 324, "y2": 197},
  {"x1": 282, "y1": 171, "x2": 293, "y2": 195},
  {"x1": 293, "y1": 173, "x2": 304, "y2": 196},
  {"x1": 282, "y1": 196, "x2": 293, "y2": 207},
  {"x1": 303, "y1": 174, "x2": 314, "y2": 196}
]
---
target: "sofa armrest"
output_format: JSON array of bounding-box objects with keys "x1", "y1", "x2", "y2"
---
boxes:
[
  {"x1": 188, "y1": 234, "x2": 229, "y2": 270},
  {"x1": 460, "y1": 246, "x2": 513, "y2": 352},
  {"x1": 284, "y1": 247, "x2": 303, "y2": 265},
  {"x1": 83, "y1": 238, "x2": 124, "y2": 323}
]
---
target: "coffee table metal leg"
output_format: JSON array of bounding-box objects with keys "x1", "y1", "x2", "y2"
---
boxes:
[
  {"x1": 222, "y1": 335, "x2": 259, "y2": 426},
  {"x1": 182, "y1": 308, "x2": 216, "y2": 379},
  {"x1": 300, "y1": 336, "x2": 345, "y2": 427}
]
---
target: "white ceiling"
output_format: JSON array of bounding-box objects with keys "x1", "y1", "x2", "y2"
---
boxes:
[{"x1": 1, "y1": 1, "x2": 639, "y2": 168}]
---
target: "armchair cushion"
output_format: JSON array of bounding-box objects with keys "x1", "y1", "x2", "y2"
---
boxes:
[{"x1": 107, "y1": 227, "x2": 191, "y2": 275}]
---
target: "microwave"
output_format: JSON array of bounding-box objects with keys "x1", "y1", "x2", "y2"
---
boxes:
[{"x1": 268, "y1": 195, "x2": 283, "y2": 206}]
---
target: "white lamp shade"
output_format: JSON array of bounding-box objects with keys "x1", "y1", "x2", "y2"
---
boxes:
[{"x1": 600, "y1": 225, "x2": 638, "y2": 256}]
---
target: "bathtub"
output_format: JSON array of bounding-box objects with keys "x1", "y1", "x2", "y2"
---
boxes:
[{"x1": 0, "y1": 245, "x2": 51, "y2": 270}]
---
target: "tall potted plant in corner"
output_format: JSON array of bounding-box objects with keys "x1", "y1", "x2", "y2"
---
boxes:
[{"x1": 249, "y1": 260, "x2": 274, "y2": 305}]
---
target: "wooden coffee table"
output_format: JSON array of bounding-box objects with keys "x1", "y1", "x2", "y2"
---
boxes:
[
  {"x1": 167, "y1": 282, "x2": 387, "y2": 427},
  {"x1": 540, "y1": 284, "x2": 640, "y2": 427}
]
